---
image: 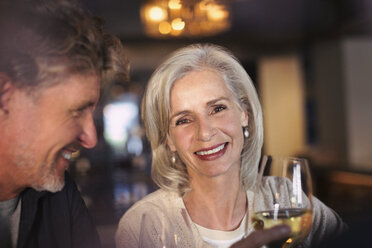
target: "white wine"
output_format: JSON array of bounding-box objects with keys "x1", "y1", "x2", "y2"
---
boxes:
[{"x1": 252, "y1": 208, "x2": 312, "y2": 248}]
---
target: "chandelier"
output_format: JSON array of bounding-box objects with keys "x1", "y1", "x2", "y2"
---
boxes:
[{"x1": 140, "y1": 0, "x2": 231, "y2": 38}]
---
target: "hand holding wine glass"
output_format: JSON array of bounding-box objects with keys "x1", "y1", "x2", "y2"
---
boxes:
[
  {"x1": 251, "y1": 155, "x2": 313, "y2": 248},
  {"x1": 231, "y1": 225, "x2": 291, "y2": 248}
]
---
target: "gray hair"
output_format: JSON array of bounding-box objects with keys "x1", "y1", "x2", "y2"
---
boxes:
[
  {"x1": 0, "y1": 0, "x2": 128, "y2": 94},
  {"x1": 142, "y1": 44, "x2": 263, "y2": 195}
]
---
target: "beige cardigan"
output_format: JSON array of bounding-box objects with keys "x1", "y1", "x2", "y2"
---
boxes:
[{"x1": 116, "y1": 178, "x2": 346, "y2": 248}]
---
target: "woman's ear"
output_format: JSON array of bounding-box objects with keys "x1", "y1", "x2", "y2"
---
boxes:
[
  {"x1": 167, "y1": 135, "x2": 177, "y2": 152},
  {"x1": 240, "y1": 108, "x2": 249, "y2": 127},
  {"x1": 0, "y1": 73, "x2": 14, "y2": 114}
]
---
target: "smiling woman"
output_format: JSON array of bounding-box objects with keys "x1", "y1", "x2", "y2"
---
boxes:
[
  {"x1": 115, "y1": 44, "x2": 346, "y2": 248},
  {"x1": 141, "y1": 44, "x2": 263, "y2": 195},
  {"x1": 166, "y1": 69, "x2": 248, "y2": 181}
]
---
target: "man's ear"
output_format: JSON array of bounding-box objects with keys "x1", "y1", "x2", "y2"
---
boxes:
[{"x1": 0, "y1": 73, "x2": 15, "y2": 114}]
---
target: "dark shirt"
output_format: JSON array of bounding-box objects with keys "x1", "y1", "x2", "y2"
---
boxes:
[{"x1": 17, "y1": 172, "x2": 101, "y2": 248}]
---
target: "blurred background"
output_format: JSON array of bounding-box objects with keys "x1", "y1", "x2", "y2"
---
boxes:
[{"x1": 67, "y1": 0, "x2": 372, "y2": 247}]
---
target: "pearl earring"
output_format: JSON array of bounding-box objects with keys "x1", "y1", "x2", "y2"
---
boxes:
[
  {"x1": 171, "y1": 154, "x2": 176, "y2": 164},
  {"x1": 244, "y1": 127, "x2": 249, "y2": 138}
]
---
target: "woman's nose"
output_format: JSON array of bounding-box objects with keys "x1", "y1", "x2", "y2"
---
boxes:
[
  {"x1": 77, "y1": 114, "x2": 98, "y2": 149},
  {"x1": 196, "y1": 117, "x2": 216, "y2": 142}
]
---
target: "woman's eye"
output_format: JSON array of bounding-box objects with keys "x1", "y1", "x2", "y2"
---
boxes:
[
  {"x1": 175, "y1": 118, "x2": 190, "y2": 126},
  {"x1": 212, "y1": 105, "x2": 226, "y2": 114}
]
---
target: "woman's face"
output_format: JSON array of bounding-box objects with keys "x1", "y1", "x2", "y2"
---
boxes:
[{"x1": 167, "y1": 69, "x2": 248, "y2": 181}]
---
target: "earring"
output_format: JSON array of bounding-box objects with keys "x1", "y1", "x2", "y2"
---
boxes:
[
  {"x1": 171, "y1": 154, "x2": 176, "y2": 164},
  {"x1": 244, "y1": 127, "x2": 249, "y2": 138}
]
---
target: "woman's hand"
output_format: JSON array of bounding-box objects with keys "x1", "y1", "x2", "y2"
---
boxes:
[{"x1": 231, "y1": 225, "x2": 291, "y2": 248}]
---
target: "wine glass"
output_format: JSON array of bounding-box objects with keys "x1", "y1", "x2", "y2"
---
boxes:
[
  {"x1": 251, "y1": 155, "x2": 313, "y2": 248},
  {"x1": 138, "y1": 202, "x2": 180, "y2": 248}
]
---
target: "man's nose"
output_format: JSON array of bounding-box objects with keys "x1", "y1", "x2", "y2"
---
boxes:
[{"x1": 77, "y1": 114, "x2": 97, "y2": 149}]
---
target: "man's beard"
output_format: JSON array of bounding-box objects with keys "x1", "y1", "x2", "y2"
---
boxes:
[
  {"x1": 14, "y1": 148, "x2": 65, "y2": 193},
  {"x1": 31, "y1": 160, "x2": 66, "y2": 192}
]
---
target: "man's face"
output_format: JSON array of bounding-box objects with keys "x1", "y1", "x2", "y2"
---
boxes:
[{"x1": 5, "y1": 74, "x2": 100, "y2": 192}]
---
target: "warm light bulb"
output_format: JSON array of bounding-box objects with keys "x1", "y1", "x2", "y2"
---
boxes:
[
  {"x1": 171, "y1": 18, "x2": 185, "y2": 30},
  {"x1": 207, "y1": 5, "x2": 228, "y2": 21},
  {"x1": 168, "y1": 0, "x2": 181, "y2": 10},
  {"x1": 199, "y1": 0, "x2": 209, "y2": 11},
  {"x1": 148, "y1": 6, "x2": 167, "y2": 22},
  {"x1": 140, "y1": 0, "x2": 231, "y2": 37},
  {"x1": 159, "y1": 21, "x2": 171, "y2": 34}
]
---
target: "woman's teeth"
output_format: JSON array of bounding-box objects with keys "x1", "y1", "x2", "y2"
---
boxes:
[
  {"x1": 61, "y1": 151, "x2": 72, "y2": 160},
  {"x1": 196, "y1": 143, "x2": 226, "y2": 156}
]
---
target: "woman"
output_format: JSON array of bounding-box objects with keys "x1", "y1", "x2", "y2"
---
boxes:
[{"x1": 116, "y1": 44, "x2": 346, "y2": 248}]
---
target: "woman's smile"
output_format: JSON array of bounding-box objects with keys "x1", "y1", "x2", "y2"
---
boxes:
[
  {"x1": 194, "y1": 142, "x2": 228, "y2": 161},
  {"x1": 167, "y1": 69, "x2": 248, "y2": 178}
]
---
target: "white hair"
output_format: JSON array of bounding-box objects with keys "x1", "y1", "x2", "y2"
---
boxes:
[{"x1": 142, "y1": 43, "x2": 263, "y2": 195}]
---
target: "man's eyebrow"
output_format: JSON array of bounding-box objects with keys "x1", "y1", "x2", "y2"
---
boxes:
[{"x1": 75, "y1": 101, "x2": 96, "y2": 111}]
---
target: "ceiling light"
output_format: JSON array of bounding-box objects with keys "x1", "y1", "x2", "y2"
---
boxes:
[{"x1": 140, "y1": 0, "x2": 231, "y2": 38}]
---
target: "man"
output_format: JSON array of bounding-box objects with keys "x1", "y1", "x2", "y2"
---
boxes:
[{"x1": 0, "y1": 0, "x2": 128, "y2": 247}]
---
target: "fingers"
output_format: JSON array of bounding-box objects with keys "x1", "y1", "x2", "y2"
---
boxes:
[
  {"x1": 231, "y1": 225, "x2": 291, "y2": 248},
  {"x1": 249, "y1": 225, "x2": 291, "y2": 247}
]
